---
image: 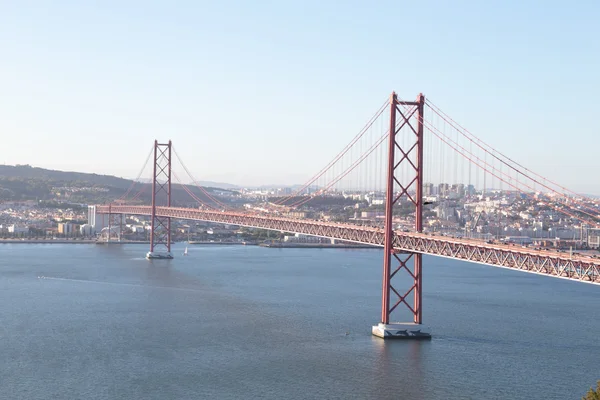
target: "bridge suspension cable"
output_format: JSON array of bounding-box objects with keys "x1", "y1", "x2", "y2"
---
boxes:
[
  {"x1": 300, "y1": 105, "x2": 417, "y2": 207},
  {"x1": 288, "y1": 125, "x2": 393, "y2": 208},
  {"x1": 426, "y1": 99, "x2": 599, "y2": 214},
  {"x1": 115, "y1": 144, "x2": 154, "y2": 203},
  {"x1": 171, "y1": 170, "x2": 220, "y2": 210},
  {"x1": 278, "y1": 102, "x2": 408, "y2": 211},
  {"x1": 129, "y1": 183, "x2": 148, "y2": 202},
  {"x1": 273, "y1": 98, "x2": 389, "y2": 205},
  {"x1": 396, "y1": 99, "x2": 600, "y2": 228},
  {"x1": 423, "y1": 112, "x2": 600, "y2": 223},
  {"x1": 172, "y1": 146, "x2": 232, "y2": 210},
  {"x1": 424, "y1": 98, "x2": 600, "y2": 223}
]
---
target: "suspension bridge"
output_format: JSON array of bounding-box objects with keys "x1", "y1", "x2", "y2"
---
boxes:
[{"x1": 93, "y1": 91, "x2": 600, "y2": 339}]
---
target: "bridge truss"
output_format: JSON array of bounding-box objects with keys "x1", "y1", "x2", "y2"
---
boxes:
[{"x1": 96, "y1": 205, "x2": 600, "y2": 285}]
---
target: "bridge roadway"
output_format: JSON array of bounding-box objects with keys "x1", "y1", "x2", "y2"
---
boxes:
[{"x1": 97, "y1": 205, "x2": 600, "y2": 285}]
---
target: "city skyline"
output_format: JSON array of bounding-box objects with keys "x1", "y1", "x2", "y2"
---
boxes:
[
  {"x1": 2, "y1": 159, "x2": 600, "y2": 198},
  {"x1": 1, "y1": 1, "x2": 599, "y2": 192}
]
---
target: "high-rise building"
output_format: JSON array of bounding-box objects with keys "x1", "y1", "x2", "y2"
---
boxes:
[
  {"x1": 87, "y1": 205, "x2": 109, "y2": 233},
  {"x1": 438, "y1": 183, "x2": 449, "y2": 196},
  {"x1": 424, "y1": 183, "x2": 434, "y2": 196}
]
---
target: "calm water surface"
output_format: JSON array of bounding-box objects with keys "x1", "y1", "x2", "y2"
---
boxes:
[{"x1": 0, "y1": 243, "x2": 598, "y2": 399}]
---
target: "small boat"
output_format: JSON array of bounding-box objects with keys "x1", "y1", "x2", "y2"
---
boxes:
[{"x1": 183, "y1": 247, "x2": 188, "y2": 256}]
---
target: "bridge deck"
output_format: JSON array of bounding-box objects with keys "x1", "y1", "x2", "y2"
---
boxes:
[{"x1": 97, "y1": 205, "x2": 600, "y2": 285}]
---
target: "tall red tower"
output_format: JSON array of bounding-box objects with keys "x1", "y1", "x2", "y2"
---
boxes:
[
  {"x1": 146, "y1": 140, "x2": 173, "y2": 259},
  {"x1": 372, "y1": 92, "x2": 431, "y2": 339}
]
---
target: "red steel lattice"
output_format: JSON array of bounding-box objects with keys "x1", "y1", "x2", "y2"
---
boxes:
[
  {"x1": 95, "y1": 204, "x2": 600, "y2": 284},
  {"x1": 381, "y1": 92, "x2": 425, "y2": 325},
  {"x1": 105, "y1": 203, "x2": 123, "y2": 241},
  {"x1": 149, "y1": 140, "x2": 172, "y2": 254}
]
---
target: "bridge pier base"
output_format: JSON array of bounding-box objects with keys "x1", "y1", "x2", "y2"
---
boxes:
[
  {"x1": 146, "y1": 251, "x2": 174, "y2": 260},
  {"x1": 371, "y1": 322, "x2": 431, "y2": 340}
]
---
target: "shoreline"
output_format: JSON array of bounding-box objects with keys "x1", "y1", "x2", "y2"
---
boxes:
[
  {"x1": 0, "y1": 239, "x2": 379, "y2": 249},
  {"x1": 259, "y1": 243, "x2": 377, "y2": 249},
  {"x1": 0, "y1": 239, "x2": 149, "y2": 244},
  {"x1": 187, "y1": 241, "x2": 255, "y2": 245}
]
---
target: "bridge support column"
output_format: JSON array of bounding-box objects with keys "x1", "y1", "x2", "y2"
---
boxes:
[
  {"x1": 373, "y1": 92, "x2": 431, "y2": 339},
  {"x1": 146, "y1": 140, "x2": 173, "y2": 260},
  {"x1": 103, "y1": 204, "x2": 123, "y2": 243}
]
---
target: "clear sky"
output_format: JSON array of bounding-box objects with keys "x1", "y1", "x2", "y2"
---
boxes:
[{"x1": 1, "y1": 1, "x2": 599, "y2": 191}]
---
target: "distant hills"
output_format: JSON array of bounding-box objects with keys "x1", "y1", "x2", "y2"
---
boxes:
[
  {"x1": 0, "y1": 165, "x2": 133, "y2": 188},
  {"x1": 135, "y1": 177, "x2": 238, "y2": 189},
  {"x1": 0, "y1": 164, "x2": 237, "y2": 205}
]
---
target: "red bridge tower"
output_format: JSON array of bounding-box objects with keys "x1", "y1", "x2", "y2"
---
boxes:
[
  {"x1": 372, "y1": 92, "x2": 431, "y2": 339},
  {"x1": 146, "y1": 140, "x2": 173, "y2": 259}
]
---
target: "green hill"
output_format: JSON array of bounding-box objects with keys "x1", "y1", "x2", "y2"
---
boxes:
[{"x1": 0, "y1": 164, "x2": 236, "y2": 206}]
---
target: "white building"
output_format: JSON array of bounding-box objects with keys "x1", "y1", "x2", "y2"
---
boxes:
[
  {"x1": 361, "y1": 211, "x2": 384, "y2": 219},
  {"x1": 283, "y1": 233, "x2": 331, "y2": 244},
  {"x1": 7, "y1": 225, "x2": 28, "y2": 234},
  {"x1": 464, "y1": 200, "x2": 501, "y2": 213},
  {"x1": 128, "y1": 225, "x2": 145, "y2": 233},
  {"x1": 365, "y1": 193, "x2": 385, "y2": 206},
  {"x1": 519, "y1": 212, "x2": 532, "y2": 220},
  {"x1": 88, "y1": 206, "x2": 108, "y2": 233}
]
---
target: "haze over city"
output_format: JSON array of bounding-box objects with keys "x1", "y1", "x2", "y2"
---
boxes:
[{"x1": 1, "y1": 1, "x2": 599, "y2": 192}]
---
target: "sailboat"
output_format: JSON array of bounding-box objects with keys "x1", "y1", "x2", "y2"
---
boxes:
[{"x1": 183, "y1": 246, "x2": 188, "y2": 256}]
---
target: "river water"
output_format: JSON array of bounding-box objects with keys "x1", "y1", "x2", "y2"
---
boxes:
[{"x1": 0, "y1": 243, "x2": 598, "y2": 399}]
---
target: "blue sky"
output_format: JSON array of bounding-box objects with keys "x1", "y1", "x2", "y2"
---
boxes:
[{"x1": 1, "y1": 1, "x2": 599, "y2": 191}]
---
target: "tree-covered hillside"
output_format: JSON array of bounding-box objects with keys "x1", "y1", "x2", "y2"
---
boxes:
[{"x1": 0, "y1": 165, "x2": 237, "y2": 205}]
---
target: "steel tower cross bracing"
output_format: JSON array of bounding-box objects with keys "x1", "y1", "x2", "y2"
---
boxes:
[
  {"x1": 147, "y1": 140, "x2": 173, "y2": 259},
  {"x1": 373, "y1": 92, "x2": 430, "y2": 339},
  {"x1": 105, "y1": 203, "x2": 124, "y2": 242}
]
